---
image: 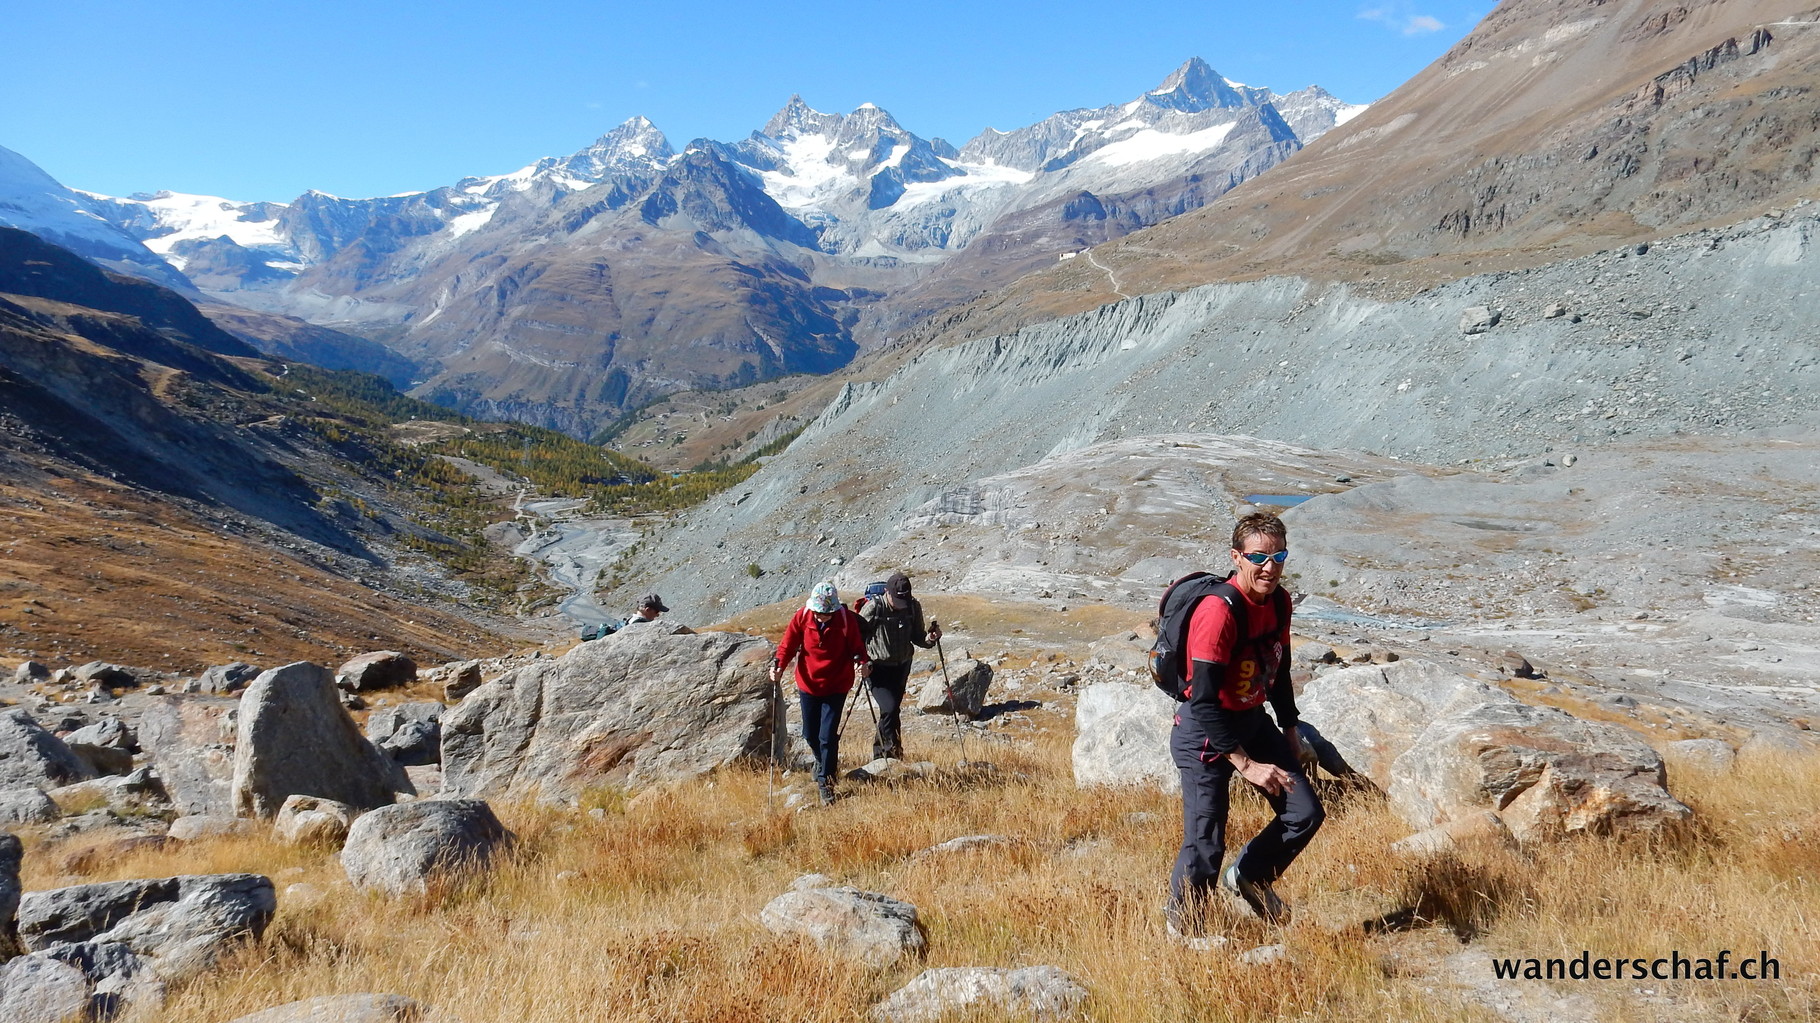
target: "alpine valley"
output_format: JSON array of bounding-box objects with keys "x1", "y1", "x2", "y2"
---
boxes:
[{"x1": 3, "y1": 59, "x2": 1361, "y2": 439}]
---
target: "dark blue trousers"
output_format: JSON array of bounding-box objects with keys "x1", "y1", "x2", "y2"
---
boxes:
[
  {"x1": 798, "y1": 689, "x2": 848, "y2": 783},
  {"x1": 1167, "y1": 709, "x2": 1324, "y2": 926},
  {"x1": 868, "y1": 661, "x2": 912, "y2": 759}
]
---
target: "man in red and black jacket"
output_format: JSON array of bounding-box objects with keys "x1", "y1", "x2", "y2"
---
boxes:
[
  {"x1": 772, "y1": 579, "x2": 869, "y2": 805},
  {"x1": 1166, "y1": 512, "x2": 1323, "y2": 934}
]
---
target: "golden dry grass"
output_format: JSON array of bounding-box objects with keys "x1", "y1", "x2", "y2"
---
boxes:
[{"x1": 16, "y1": 735, "x2": 1818, "y2": 1022}]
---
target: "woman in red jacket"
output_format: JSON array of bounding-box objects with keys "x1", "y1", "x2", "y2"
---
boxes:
[{"x1": 771, "y1": 579, "x2": 870, "y2": 804}]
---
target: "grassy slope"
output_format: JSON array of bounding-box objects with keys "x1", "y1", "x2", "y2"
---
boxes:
[{"x1": 21, "y1": 723, "x2": 1816, "y2": 1022}]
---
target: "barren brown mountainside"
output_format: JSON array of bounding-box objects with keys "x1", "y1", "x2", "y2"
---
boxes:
[
  {"x1": 938, "y1": 0, "x2": 1820, "y2": 340},
  {"x1": 0, "y1": 231, "x2": 514, "y2": 669}
]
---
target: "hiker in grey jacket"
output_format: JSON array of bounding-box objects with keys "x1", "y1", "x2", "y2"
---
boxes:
[{"x1": 856, "y1": 572, "x2": 941, "y2": 760}]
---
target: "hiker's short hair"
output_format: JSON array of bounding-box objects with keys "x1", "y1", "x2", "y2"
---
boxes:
[{"x1": 1232, "y1": 512, "x2": 1288, "y2": 551}]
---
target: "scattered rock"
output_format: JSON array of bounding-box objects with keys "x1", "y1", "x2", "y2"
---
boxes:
[
  {"x1": 221, "y1": 994, "x2": 425, "y2": 1023},
  {"x1": 871, "y1": 965, "x2": 1087, "y2": 1023},
  {"x1": 1390, "y1": 810, "x2": 1521, "y2": 858},
  {"x1": 1459, "y1": 306, "x2": 1501, "y2": 334},
  {"x1": 335, "y1": 652, "x2": 419, "y2": 693},
  {"x1": 1071, "y1": 682, "x2": 1177, "y2": 793},
  {"x1": 199, "y1": 662, "x2": 260, "y2": 695},
  {"x1": 66, "y1": 741, "x2": 134, "y2": 777},
  {"x1": 1661, "y1": 738, "x2": 1736, "y2": 773},
  {"x1": 913, "y1": 658, "x2": 992, "y2": 718},
  {"x1": 18, "y1": 873, "x2": 276, "y2": 983},
  {"x1": 759, "y1": 884, "x2": 926, "y2": 968},
  {"x1": 232, "y1": 662, "x2": 413, "y2": 818},
  {"x1": 54, "y1": 836, "x2": 175, "y2": 877},
  {"x1": 30, "y1": 940, "x2": 165, "y2": 1019},
  {"x1": 2, "y1": 832, "x2": 20, "y2": 956},
  {"x1": 0, "y1": 954, "x2": 90, "y2": 1023},
  {"x1": 1238, "y1": 943, "x2": 1288, "y2": 966},
  {"x1": 1085, "y1": 628, "x2": 1154, "y2": 673},
  {"x1": 71, "y1": 662, "x2": 135, "y2": 689},
  {"x1": 1737, "y1": 728, "x2": 1815, "y2": 763},
  {"x1": 0, "y1": 708, "x2": 95, "y2": 791},
  {"x1": 436, "y1": 660, "x2": 484, "y2": 702},
  {"x1": 47, "y1": 769, "x2": 169, "y2": 817},
  {"x1": 168, "y1": 815, "x2": 259, "y2": 842},
  {"x1": 11, "y1": 660, "x2": 50, "y2": 684},
  {"x1": 845, "y1": 758, "x2": 935, "y2": 784},
  {"x1": 911, "y1": 834, "x2": 1012, "y2": 860},
  {"x1": 340, "y1": 799, "x2": 514, "y2": 897},
  {"x1": 365, "y1": 703, "x2": 443, "y2": 767},
  {"x1": 1498, "y1": 651, "x2": 1539, "y2": 678},
  {"x1": 273, "y1": 795, "x2": 357, "y2": 848},
  {"x1": 1292, "y1": 641, "x2": 1338, "y2": 665},
  {"x1": 441, "y1": 629, "x2": 775, "y2": 801},
  {"x1": 0, "y1": 786, "x2": 61, "y2": 825},
  {"x1": 64, "y1": 718, "x2": 136, "y2": 753}
]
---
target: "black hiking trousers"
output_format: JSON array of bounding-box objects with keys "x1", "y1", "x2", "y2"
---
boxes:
[
  {"x1": 798, "y1": 689, "x2": 848, "y2": 784},
  {"x1": 868, "y1": 661, "x2": 912, "y2": 760},
  {"x1": 1167, "y1": 707, "x2": 1324, "y2": 930}
]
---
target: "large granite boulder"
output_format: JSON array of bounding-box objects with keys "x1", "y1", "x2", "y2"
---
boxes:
[
  {"x1": 137, "y1": 696, "x2": 238, "y2": 817},
  {"x1": 1392, "y1": 702, "x2": 1691, "y2": 842},
  {"x1": 232, "y1": 662, "x2": 412, "y2": 818},
  {"x1": 912, "y1": 658, "x2": 992, "y2": 718},
  {"x1": 1071, "y1": 682, "x2": 1178, "y2": 792},
  {"x1": 340, "y1": 800, "x2": 514, "y2": 897},
  {"x1": 0, "y1": 708, "x2": 95, "y2": 791},
  {"x1": 1301, "y1": 660, "x2": 1691, "y2": 843},
  {"x1": 335, "y1": 652, "x2": 418, "y2": 693},
  {"x1": 760, "y1": 879, "x2": 925, "y2": 968},
  {"x1": 18, "y1": 873, "x2": 275, "y2": 982},
  {"x1": 1296, "y1": 660, "x2": 1506, "y2": 784},
  {"x1": 441, "y1": 629, "x2": 774, "y2": 801}
]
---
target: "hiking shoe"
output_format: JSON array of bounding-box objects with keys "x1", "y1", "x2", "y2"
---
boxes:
[
  {"x1": 1222, "y1": 864, "x2": 1290, "y2": 925},
  {"x1": 818, "y1": 782, "x2": 836, "y2": 805}
]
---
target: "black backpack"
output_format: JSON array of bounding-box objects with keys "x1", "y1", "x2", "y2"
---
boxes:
[{"x1": 1147, "y1": 572, "x2": 1287, "y2": 701}]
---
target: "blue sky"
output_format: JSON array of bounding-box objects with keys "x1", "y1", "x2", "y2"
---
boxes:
[{"x1": 3, "y1": 0, "x2": 1485, "y2": 203}]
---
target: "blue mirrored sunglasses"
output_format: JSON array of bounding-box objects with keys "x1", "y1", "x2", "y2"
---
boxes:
[{"x1": 1238, "y1": 549, "x2": 1289, "y2": 565}]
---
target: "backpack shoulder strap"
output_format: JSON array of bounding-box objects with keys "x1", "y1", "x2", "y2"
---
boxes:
[{"x1": 1206, "y1": 579, "x2": 1249, "y2": 645}]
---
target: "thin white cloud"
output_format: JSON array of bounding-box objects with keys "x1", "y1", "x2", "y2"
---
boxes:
[{"x1": 1360, "y1": 4, "x2": 1446, "y2": 35}]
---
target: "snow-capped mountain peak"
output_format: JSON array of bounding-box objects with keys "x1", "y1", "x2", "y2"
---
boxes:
[
  {"x1": 1143, "y1": 57, "x2": 1268, "y2": 113},
  {"x1": 761, "y1": 95, "x2": 846, "y2": 141}
]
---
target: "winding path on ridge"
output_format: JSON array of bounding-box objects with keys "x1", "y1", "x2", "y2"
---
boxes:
[{"x1": 1084, "y1": 249, "x2": 1129, "y2": 300}]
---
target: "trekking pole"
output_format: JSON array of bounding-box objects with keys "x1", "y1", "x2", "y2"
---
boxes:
[
  {"x1": 767, "y1": 674, "x2": 778, "y2": 814},
  {"x1": 933, "y1": 624, "x2": 968, "y2": 762}
]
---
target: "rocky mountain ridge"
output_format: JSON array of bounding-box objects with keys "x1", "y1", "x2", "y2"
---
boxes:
[
  {"x1": 604, "y1": 203, "x2": 1820, "y2": 618},
  {"x1": 940, "y1": 0, "x2": 1820, "y2": 340},
  {"x1": 7, "y1": 59, "x2": 1360, "y2": 438}
]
